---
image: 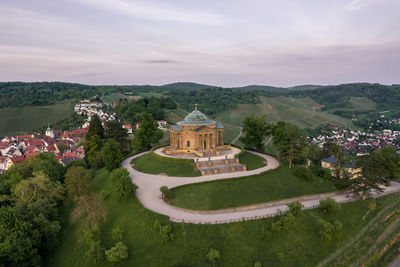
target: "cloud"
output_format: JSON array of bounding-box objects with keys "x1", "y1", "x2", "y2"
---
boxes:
[
  {"x1": 144, "y1": 60, "x2": 182, "y2": 64},
  {"x1": 346, "y1": 0, "x2": 392, "y2": 10},
  {"x1": 71, "y1": 0, "x2": 227, "y2": 25}
]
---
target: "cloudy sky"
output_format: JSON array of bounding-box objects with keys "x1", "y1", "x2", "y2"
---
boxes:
[{"x1": 1, "y1": 0, "x2": 399, "y2": 87}]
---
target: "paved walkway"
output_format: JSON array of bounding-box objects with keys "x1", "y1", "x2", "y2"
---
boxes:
[{"x1": 122, "y1": 151, "x2": 400, "y2": 224}]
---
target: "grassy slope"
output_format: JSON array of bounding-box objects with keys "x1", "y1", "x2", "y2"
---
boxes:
[
  {"x1": 167, "y1": 167, "x2": 337, "y2": 210},
  {"x1": 0, "y1": 102, "x2": 73, "y2": 136},
  {"x1": 238, "y1": 151, "x2": 267, "y2": 170},
  {"x1": 45, "y1": 168, "x2": 400, "y2": 267},
  {"x1": 216, "y1": 96, "x2": 356, "y2": 129},
  {"x1": 131, "y1": 152, "x2": 201, "y2": 177}
]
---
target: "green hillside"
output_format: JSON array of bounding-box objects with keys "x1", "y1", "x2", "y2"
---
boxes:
[
  {"x1": 216, "y1": 96, "x2": 355, "y2": 129},
  {"x1": 0, "y1": 102, "x2": 73, "y2": 136}
]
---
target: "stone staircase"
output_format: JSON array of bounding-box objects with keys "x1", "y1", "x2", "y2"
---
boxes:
[{"x1": 195, "y1": 158, "x2": 246, "y2": 176}]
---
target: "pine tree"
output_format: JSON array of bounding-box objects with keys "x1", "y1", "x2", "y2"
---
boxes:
[{"x1": 88, "y1": 115, "x2": 105, "y2": 139}]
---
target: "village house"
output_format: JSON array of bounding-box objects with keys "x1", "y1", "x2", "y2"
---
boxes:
[{"x1": 321, "y1": 156, "x2": 362, "y2": 179}]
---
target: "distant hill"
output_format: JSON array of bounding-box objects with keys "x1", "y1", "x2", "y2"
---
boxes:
[{"x1": 161, "y1": 82, "x2": 211, "y2": 90}]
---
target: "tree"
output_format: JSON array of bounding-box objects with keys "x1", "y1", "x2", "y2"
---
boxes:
[
  {"x1": 160, "y1": 186, "x2": 172, "y2": 200},
  {"x1": 87, "y1": 115, "x2": 105, "y2": 139},
  {"x1": 132, "y1": 112, "x2": 163, "y2": 151},
  {"x1": 319, "y1": 197, "x2": 341, "y2": 213},
  {"x1": 102, "y1": 139, "x2": 123, "y2": 171},
  {"x1": 240, "y1": 115, "x2": 271, "y2": 151},
  {"x1": 65, "y1": 166, "x2": 90, "y2": 200},
  {"x1": 365, "y1": 146, "x2": 400, "y2": 184},
  {"x1": 323, "y1": 143, "x2": 345, "y2": 178},
  {"x1": 71, "y1": 192, "x2": 108, "y2": 230},
  {"x1": 12, "y1": 171, "x2": 65, "y2": 205},
  {"x1": 105, "y1": 120, "x2": 131, "y2": 155},
  {"x1": 273, "y1": 122, "x2": 306, "y2": 168},
  {"x1": 352, "y1": 155, "x2": 385, "y2": 199},
  {"x1": 80, "y1": 226, "x2": 104, "y2": 264},
  {"x1": 206, "y1": 248, "x2": 221, "y2": 266},
  {"x1": 84, "y1": 134, "x2": 102, "y2": 168},
  {"x1": 111, "y1": 225, "x2": 124, "y2": 242},
  {"x1": 105, "y1": 242, "x2": 129, "y2": 262},
  {"x1": 33, "y1": 153, "x2": 65, "y2": 181},
  {"x1": 57, "y1": 143, "x2": 67, "y2": 154},
  {"x1": 111, "y1": 168, "x2": 138, "y2": 206},
  {"x1": 0, "y1": 206, "x2": 41, "y2": 266},
  {"x1": 287, "y1": 200, "x2": 304, "y2": 217}
]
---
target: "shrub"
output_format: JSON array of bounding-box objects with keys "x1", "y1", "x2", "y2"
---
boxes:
[
  {"x1": 259, "y1": 229, "x2": 272, "y2": 241},
  {"x1": 206, "y1": 248, "x2": 221, "y2": 266},
  {"x1": 310, "y1": 165, "x2": 331, "y2": 179},
  {"x1": 105, "y1": 242, "x2": 128, "y2": 262},
  {"x1": 319, "y1": 197, "x2": 341, "y2": 214},
  {"x1": 287, "y1": 200, "x2": 304, "y2": 217},
  {"x1": 334, "y1": 178, "x2": 351, "y2": 189},
  {"x1": 160, "y1": 186, "x2": 172, "y2": 200},
  {"x1": 316, "y1": 218, "x2": 343, "y2": 242},
  {"x1": 282, "y1": 213, "x2": 296, "y2": 230},
  {"x1": 293, "y1": 166, "x2": 314, "y2": 181},
  {"x1": 271, "y1": 220, "x2": 283, "y2": 232},
  {"x1": 160, "y1": 224, "x2": 174, "y2": 242},
  {"x1": 254, "y1": 262, "x2": 262, "y2": 267}
]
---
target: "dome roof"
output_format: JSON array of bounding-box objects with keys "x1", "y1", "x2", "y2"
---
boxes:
[{"x1": 177, "y1": 109, "x2": 215, "y2": 125}]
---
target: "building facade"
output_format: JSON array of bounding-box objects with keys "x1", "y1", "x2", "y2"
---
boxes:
[{"x1": 165, "y1": 105, "x2": 230, "y2": 157}]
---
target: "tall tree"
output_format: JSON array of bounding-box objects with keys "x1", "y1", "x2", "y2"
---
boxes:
[
  {"x1": 65, "y1": 166, "x2": 90, "y2": 200},
  {"x1": 239, "y1": 115, "x2": 271, "y2": 151},
  {"x1": 71, "y1": 192, "x2": 107, "y2": 230},
  {"x1": 111, "y1": 168, "x2": 138, "y2": 206},
  {"x1": 87, "y1": 115, "x2": 105, "y2": 139},
  {"x1": 366, "y1": 146, "x2": 400, "y2": 183},
  {"x1": 273, "y1": 122, "x2": 306, "y2": 168},
  {"x1": 105, "y1": 120, "x2": 130, "y2": 155},
  {"x1": 12, "y1": 172, "x2": 65, "y2": 205},
  {"x1": 0, "y1": 206, "x2": 41, "y2": 266},
  {"x1": 102, "y1": 139, "x2": 123, "y2": 171},
  {"x1": 132, "y1": 113, "x2": 163, "y2": 151},
  {"x1": 84, "y1": 134, "x2": 103, "y2": 168},
  {"x1": 323, "y1": 143, "x2": 345, "y2": 178},
  {"x1": 352, "y1": 155, "x2": 384, "y2": 199}
]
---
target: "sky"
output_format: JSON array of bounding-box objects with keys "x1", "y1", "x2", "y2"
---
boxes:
[{"x1": 1, "y1": 0, "x2": 400, "y2": 87}]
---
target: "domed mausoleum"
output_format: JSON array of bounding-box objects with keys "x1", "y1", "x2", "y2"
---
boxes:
[{"x1": 165, "y1": 104, "x2": 231, "y2": 157}]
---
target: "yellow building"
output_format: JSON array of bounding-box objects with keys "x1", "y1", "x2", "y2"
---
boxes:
[
  {"x1": 321, "y1": 156, "x2": 362, "y2": 179},
  {"x1": 164, "y1": 105, "x2": 230, "y2": 157}
]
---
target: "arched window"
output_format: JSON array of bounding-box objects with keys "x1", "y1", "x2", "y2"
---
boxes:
[{"x1": 187, "y1": 140, "x2": 190, "y2": 147}]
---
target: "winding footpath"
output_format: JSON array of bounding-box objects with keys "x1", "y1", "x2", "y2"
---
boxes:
[{"x1": 122, "y1": 151, "x2": 400, "y2": 224}]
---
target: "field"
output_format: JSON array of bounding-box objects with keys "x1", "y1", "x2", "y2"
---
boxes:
[
  {"x1": 131, "y1": 152, "x2": 201, "y2": 177},
  {"x1": 101, "y1": 93, "x2": 141, "y2": 105},
  {"x1": 216, "y1": 96, "x2": 356, "y2": 129},
  {"x1": 348, "y1": 97, "x2": 377, "y2": 111},
  {"x1": 44, "y1": 168, "x2": 400, "y2": 267},
  {"x1": 167, "y1": 166, "x2": 337, "y2": 211},
  {"x1": 0, "y1": 102, "x2": 73, "y2": 136}
]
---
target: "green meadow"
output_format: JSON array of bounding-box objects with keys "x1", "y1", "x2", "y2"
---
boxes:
[{"x1": 0, "y1": 102, "x2": 73, "y2": 136}]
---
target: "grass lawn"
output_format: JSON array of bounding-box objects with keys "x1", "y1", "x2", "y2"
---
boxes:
[
  {"x1": 238, "y1": 151, "x2": 267, "y2": 170},
  {"x1": 167, "y1": 166, "x2": 337, "y2": 210},
  {"x1": 0, "y1": 102, "x2": 73, "y2": 136},
  {"x1": 131, "y1": 152, "x2": 201, "y2": 177},
  {"x1": 44, "y1": 168, "x2": 400, "y2": 267}
]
